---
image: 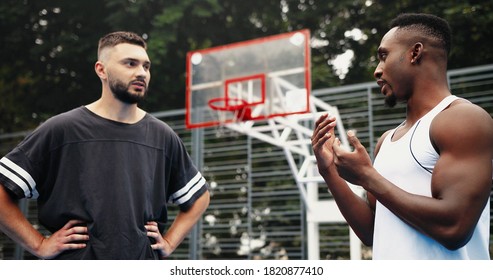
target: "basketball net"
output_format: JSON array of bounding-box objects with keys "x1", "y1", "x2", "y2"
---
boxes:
[{"x1": 208, "y1": 97, "x2": 252, "y2": 138}]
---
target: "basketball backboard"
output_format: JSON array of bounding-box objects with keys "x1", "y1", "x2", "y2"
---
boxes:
[{"x1": 186, "y1": 29, "x2": 311, "y2": 129}]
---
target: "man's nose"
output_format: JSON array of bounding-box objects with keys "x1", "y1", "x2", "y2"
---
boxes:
[
  {"x1": 374, "y1": 64, "x2": 383, "y2": 79},
  {"x1": 136, "y1": 65, "x2": 148, "y2": 78}
]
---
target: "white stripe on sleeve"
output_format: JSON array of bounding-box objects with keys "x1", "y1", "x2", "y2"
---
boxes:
[
  {"x1": 0, "y1": 157, "x2": 38, "y2": 199},
  {"x1": 169, "y1": 172, "x2": 206, "y2": 205}
]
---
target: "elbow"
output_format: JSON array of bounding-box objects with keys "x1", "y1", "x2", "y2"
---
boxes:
[
  {"x1": 429, "y1": 210, "x2": 480, "y2": 251},
  {"x1": 441, "y1": 240, "x2": 469, "y2": 251},
  {"x1": 436, "y1": 227, "x2": 473, "y2": 251},
  {"x1": 199, "y1": 190, "x2": 211, "y2": 212},
  {"x1": 353, "y1": 228, "x2": 373, "y2": 247},
  {"x1": 362, "y1": 238, "x2": 373, "y2": 247},
  {"x1": 440, "y1": 237, "x2": 471, "y2": 251}
]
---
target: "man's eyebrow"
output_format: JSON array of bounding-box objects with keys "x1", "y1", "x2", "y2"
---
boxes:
[
  {"x1": 121, "y1": 57, "x2": 151, "y2": 65},
  {"x1": 376, "y1": 47, "x2": 388, "y2": 56}
]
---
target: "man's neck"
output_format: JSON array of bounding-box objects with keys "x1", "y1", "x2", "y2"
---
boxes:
[
  {"x1": 85, "y1": 98, "x2": 146, "y2": 124},
  {"x1": 404, "y1": 87, "x2": 451, "y2": 126}
]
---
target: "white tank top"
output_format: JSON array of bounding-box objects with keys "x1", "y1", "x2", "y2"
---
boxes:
[{"x1": 372, "y1": 95, "x2": 490, "y2": 259}]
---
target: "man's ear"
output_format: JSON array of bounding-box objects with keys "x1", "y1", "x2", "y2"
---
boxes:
[
  {"x1": 411, "y1": 42, "x2": 423, "y2": 65},
  {"x1": 95, "y1": 61, "x2": 107, "y2": 79}
]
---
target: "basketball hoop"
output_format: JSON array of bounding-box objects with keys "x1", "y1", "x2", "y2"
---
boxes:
[
  {"x1": 208, "y1": 97, "x2": 252, "y2": 137},
  {"x1": 208, "y1": 97, "x2": 253, "y2": 122}
]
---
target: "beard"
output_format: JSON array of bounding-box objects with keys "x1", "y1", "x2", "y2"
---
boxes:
[
  {"x1": 384, "y1": 92, "x2": 397, "y2": 108},
  {"x1": 109, "y1": 77, "x2": 147, "y2": 104}
]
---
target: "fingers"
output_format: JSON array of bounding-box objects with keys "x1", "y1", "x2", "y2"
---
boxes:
[
  {"x1": 332, "y1": 136, "x2": 344, "y2": 157},
  {"x1": 312, "y1": 113, "x2": 337, "y2": 145},
  {"x1": 347, "y1": 130, "x2": 356, "y2": 143},
  {"x1": 145, "y1": 221, "x2": 159, "y2": 232},
  {"x1": 63, "y1": 224, "x2": 89, "y2": 246},
  {"x1": 316, "y1": 114, "x2": 337, "y2": 133},
  {"x1": 346, "y1": 130, "x2": 364, "y2": 151},
  {"x1": 64, "y1": 234, "x2": 89, "y2": 243},
  {"x1": 63, "y1": 219, "x2": 88, "y2": 235},
  {"x1": 145, "y1": 221, "x2": 170, "y2": 258},
  {"x1": 39, "y1": 220, "x2": 89, "y2": 258},
  {"x1": 314, "y1": 113, "x2": 330, "y2": 127},
  {"x1": 61, "y1": 219, "x2": 89, "y2": 244},
  {"x1": 145, "y1": 222, "x2": 161, "y2": 240},
  {"x1": 62, "y1": 219, "x2": 86, "y2": 229},
  {"x1": 333, "y1": 130, "x2": 364, "y2": 156}
]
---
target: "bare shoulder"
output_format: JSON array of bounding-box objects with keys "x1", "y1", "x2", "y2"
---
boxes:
[
  {"x1": 433, "y1": 99, "x2": 492, "y2": 131},
  {"x1": 431, "y1": 99, "x2": 493, "y2": 153}
]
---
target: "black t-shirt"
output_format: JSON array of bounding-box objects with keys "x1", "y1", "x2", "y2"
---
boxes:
[{"x1": 0, "y1": 107, "x2": 208, "y2": 259}]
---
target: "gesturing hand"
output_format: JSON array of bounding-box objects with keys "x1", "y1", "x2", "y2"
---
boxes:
[
  {"x1": 38, "y1": 219, "x2": 88, "y2": 259},
  {"x1": 311, "y1": 114, "x2": 338, "y2": 176},
  {"x1": 145, "y1": 221, "x2": 173, "y2": 259},
  {"x1": 332, "y1": 130, "x2": 373, "y2": 187}
]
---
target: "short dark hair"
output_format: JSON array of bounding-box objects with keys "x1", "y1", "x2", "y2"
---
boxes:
[
  {"x1": 389, "y1": 13, "x2": 451, "y2": 55},
  {"x1": 97, "y1": 31, "x2": 147, "y2": 59}
]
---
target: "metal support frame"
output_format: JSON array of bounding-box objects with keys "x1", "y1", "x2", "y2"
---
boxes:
[{"x1": 222, "y1": 78, "x2": 364, "y2": 259}]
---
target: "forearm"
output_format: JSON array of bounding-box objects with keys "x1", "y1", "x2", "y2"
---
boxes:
[
  {"x1": 163, "y1": 190, "x2": 210, "y2": 251},
  {"x1": 322, "y1": 166, "x2": 375, "y2": 245},
  {"x1": 0, "y1": 185, "x2": 44, "y2": 257}
]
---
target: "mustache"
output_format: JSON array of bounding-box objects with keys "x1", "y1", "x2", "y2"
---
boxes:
[{"x1": 130, "y1": 78, "x2": 147, "y2": 87}]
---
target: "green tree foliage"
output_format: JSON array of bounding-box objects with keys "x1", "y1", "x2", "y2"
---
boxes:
[
  {"x1": 0, "y1": 0, "x2": 109, "y2": 132},
  {"x1": 1, "y1": 0, "x2": 492, "y2": 133}
]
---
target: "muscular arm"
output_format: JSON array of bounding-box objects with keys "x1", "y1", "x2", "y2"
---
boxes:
[
  {"x1": 335, "y1": 103, "x2": 493, "y2": 250},
  {"x1": 147, "y1": 189, "x2": 210, "y2": 257},
  {"x1": 378, "y1": 103, "x2": 492, "y2": 249},
  {"x1": 0, "y1": 184, "x2": 88, "y2": 258}
]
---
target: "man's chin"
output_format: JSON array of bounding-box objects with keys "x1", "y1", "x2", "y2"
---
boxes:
[
  {"x1": 384, "y1": 94, "x2": 397, "y2": 108},
  {"x1": 113, "y1": 91, "x2": 147, "y2": 104}
]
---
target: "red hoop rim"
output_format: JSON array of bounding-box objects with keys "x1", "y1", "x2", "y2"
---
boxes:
[{"x1": 208, "y1": 97, "x2": 248, "y2": 111}]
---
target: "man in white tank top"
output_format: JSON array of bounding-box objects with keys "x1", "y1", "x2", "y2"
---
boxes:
[{"x1": 311, "y1": 13, "x2": 493, "y2": 259}]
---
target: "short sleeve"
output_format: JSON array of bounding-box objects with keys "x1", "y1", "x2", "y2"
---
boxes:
[
  {"x1": 0, "y1": 129, "x2": 50, "y2": 199},
  {"x1": 0, "y1": 112, "x2": 67, "y2": 200},
  {"x1": 165, "y1": 133, "x2": 208, "y2": 211}
]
